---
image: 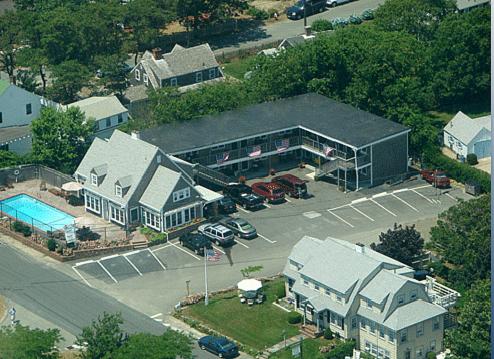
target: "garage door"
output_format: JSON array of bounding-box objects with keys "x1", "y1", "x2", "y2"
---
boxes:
[{"x1": 474, "y1": 140, "x2": 491, "y2": 159}]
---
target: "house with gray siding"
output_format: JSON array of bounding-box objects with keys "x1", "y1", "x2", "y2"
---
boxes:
[
  {"x1": 284, "y1": 236, "x2": 459, "y2": 359},
  {"x1": 140, "y1": 93, "x2": 410, "y2": 191},
  {"x1": 74, "y1": 130, "x2": 217, "y2": 232},
  {"x1": 129, "y1": 43, "x2": 223, "y2": 90}
]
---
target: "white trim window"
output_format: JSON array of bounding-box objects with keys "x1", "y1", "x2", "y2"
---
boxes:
[
  {"x1": 170, "y1": 77, "x2": 177, "y2": 86},
  {"x1": 90, "y1": 173, "x2": 98, "y2": 186},
  {"x1": 173, "y1": 188, "x2": 190, "y2": 202},
  {"x1": 135, "y1": 69, "x2": 141, "y2": 81},
  {"x1": 115, "y1": 185, "x2": 122, "y2": 197},
  {"x1": 209, "y1": 68, "x2": 216, "y2": 79},
  {"x1": 110, "y1": 205, "x2": 125, "y2": 225},
  {"x1": 143, "y1": 73, "x2": 148, "y2": 85},
  {"x1": 85, "y1": 193, "x2": 101, "y2": 214},
  {"x1": 164, "y1": 205, "x2": 196, "y2": 230},
  {"x1": 195, "y1": 71, "x2": 203, "y2": 83},
  {"x1": 143, "y1": 209, "x2": 161, "y2": 231}
]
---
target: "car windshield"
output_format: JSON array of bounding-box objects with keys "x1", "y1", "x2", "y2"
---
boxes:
[
  {"x1": 222, "y1": 198, "x2": 234, "y2": 204},
  {"x1": 273, "y1": 188, "x2": 284, "y2": 195},
  {"x1": 224, "y1": 230, "x2": 233, "y2": 237},
  {"x1": 238, "y1": 221, "x2": 252, "y2": 229},
  {"x1": 436, "y1": 174, "x2": 447, "y2": 178}
]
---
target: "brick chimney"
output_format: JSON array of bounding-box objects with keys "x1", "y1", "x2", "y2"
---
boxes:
[{"x1": 151, "y1": 47, "x2": 162, "y2": 60}]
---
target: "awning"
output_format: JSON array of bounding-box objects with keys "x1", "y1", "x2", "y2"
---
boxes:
[
  {"x1": 194, "y1": 185, "x2": 223, "y2": 205},
  {"x1": 62, "y1": 181, "x2": 83, "y2": 192},
  {"x1": 237, "y1": 279, "x2": 262, "y2": 292}
]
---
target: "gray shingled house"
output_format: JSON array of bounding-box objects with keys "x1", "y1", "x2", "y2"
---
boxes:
[
  {"x1": 284, "y1": 236, "x2": 459, "y2": 359},
  {"x1": 74, "y1": 130, "x2": 221, "y2": 233},
  {"x1": 129, "y1": 43, "x2": 223, "y2": 90}
]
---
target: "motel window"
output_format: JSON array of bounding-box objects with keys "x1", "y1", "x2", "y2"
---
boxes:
[
  {"x1": 397, "y1": 295, "x2": 404, "y2": 305},
  {"x1": 388, "y1": 330, "x2": 395, "y2": 342},
  {"x1": 90, "y1": 173, "x2": 98, "y2": 186},
  {"x1": 369, "y1": 320, "x2": 376, "y2": 334},
  {"x1": 173, "y1": 188, "x2": 190, "y2": 202},
  {"x1": 325, "y1": 288, "x2": 331, "y2": 296},
  {"x1": 165, "y1": 215, "x2": 171, "y2": 229},
  {"x1": 432, "y1": 317, "x2": 440, "y2": 331},
  {"x1": 106, "y1": 118, "x2": 111, "y2": 128},
  {"x1": 171, "y1": 213, "x2": 177, "y2": 227},
  {"x1": 366, "y1": 298, "x2": 373, "y2": 308},
  {"x1": 26, "y1": 103, "x2": 32, "y2": 115},
  {"x1": 196, "y1": 71, "x2": 203, "y2": 83},
  {"x1": 130, "y1": 207, "x2": 139, "y2": 222},
  {"x1": 110, "y1": 205, "x2": 125, "y2": 225},
  {"x1": 118, "y1": 113, "x2": 123, "y2": 123},
  {"x1": 135, "y1": 69, "x2": 140, "y2": 81},
  {"x1": 400, "y1": 330, "x2": 408, "y2": 343},
  {"x1": 170, "y1": 77, "x2": 177, "y2": 86},
  {"x1": 209, "y1": 68, "x2": 216, "y2": 79},
  {"x1": 143, "y1": 73, "x2": 148, "y2": 85},
  {"x1": 314, "y1": 284, "x2": 320, "y2": 290},
  {"x1": 85, "y1": 194, "x2": 100, "y2": 214},
  {"x1": 336, "y1": 295, "x2": 342, "y2": 303},
  {"x1": 177, "y1": 211, "x2": 183, "y2": 225},
  {"x1": 351, "y1": 317, "x2": 357, "y2": 329},
  {"x1": 303, "y1": 279, "x2": 309, "y2": 286},
  {"x1": 416, "y1": 323, "x2": 424, "y2": 337},
  {"x1": 115, "y1": 185, "x2": 122, "y2": 197},
  {"x1": 144, "y1": 210, "x2": 160, "y2": 231},
  {"x1": 360, "y1": 318, "x2": 366, "y2": 330},
  {"x1": 379, "y1": 326, "x2": 385, "y2": 338}
]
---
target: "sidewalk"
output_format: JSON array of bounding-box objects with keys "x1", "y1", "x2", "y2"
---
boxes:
[{"x1": 258, "y1": 333, "x2": 308, "y2": 358}]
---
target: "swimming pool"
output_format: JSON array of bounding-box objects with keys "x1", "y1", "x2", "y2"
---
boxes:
[{"x1": 0, "y1": 194, "x2": 75, "y2": 232}]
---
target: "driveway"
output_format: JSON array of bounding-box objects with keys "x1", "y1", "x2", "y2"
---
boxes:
[
  {"x1": 475, "y1": 157, "x2": 491, "y2": 174},
  {"x1": 212, "y1": 0, "x2": 384, "y2": 55}
]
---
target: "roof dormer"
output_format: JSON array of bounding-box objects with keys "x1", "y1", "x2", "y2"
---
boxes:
[{"x1": 90, "y1": 164, "x2": 108, "y2": 186}]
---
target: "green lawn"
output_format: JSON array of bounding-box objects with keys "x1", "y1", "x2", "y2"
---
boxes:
[
  {"x1": 269, "y1": 337, "x2": 335, "y2": 359},
  {"x1": 181, "y1": 278, "x2": 299, "y2": 351},
  {"x1": 221, "y1": 56, "x2": 256, "y2": 80}
]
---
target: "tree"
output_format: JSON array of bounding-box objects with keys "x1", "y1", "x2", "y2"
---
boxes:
[
  {"x1": 0, "y1": 11, "x2": 23, "y2": 84},
  {"x1": 370, "y1": 223, "x2": 424, "y2": 267},
  {"x1": 445, "y1": 280, "x2": 491, "y2": 359},
  {"x1": 111, "y1": 331, "x2": 193, "y2": 359},
  {"x1": 0, "y1": 324, "x2": 62, "y2": 359},
  {"x1": 76, "y1": 312, "x2": 126, "y2": 359},
  {"x1": 31, "y1": 107, "x2": 94, "y2": 174},
  {"x1": 374, "y1": 0, "x2": 456, "y2": 41},
  {"x1": 95, "y1": 53, "x2": 129, "y2": 97},
  {"x1": 431, "y1": 7, "x2": 490, "y2": 107},
  {"x1": 0, "y1": 150, "x2": 28, "y2": 168},
  {"x1": 429, "y1": 195, "x2": 490, "y2": 290},
  {"x1": 402, "y1": 113, "x2": 441, "y2": 158},
  {"x1": 47, "y1": 60, "x2": 91, "y2": 104}
]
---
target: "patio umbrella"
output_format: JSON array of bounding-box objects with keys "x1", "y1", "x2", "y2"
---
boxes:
[
  {"x1": 237, "y1": 279, "x2": 262, "y2": 292},
  {"x1": 62, "y1": 182, "x2": 83, "y2": 192}
]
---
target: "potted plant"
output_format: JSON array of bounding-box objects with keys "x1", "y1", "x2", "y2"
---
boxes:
[{"x1": 238, "y1": 175, "x2": 246, "y2": 184}]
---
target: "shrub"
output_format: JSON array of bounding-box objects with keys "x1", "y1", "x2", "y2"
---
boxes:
[
  {"x1": 247, "y1": 6, "x2": 269, "y2": 20},
  {"x1": 426, "y1": 352, "x2": 437, "y2": 359},
  {"x1": 139, "y1": 226, "x2": 155, "y2": 236},
  {"x1": 326, "y1": 340, "x2": 355, "y2": 359},
  {"x1": 12, "y1": 221, "x2": 32, "y2": 237},
  {"x1": 287, "y1": 311, "x2": 302, "y2": 324},
  {"x1": 323, "y1": 327, "x2": 334, "y2": 340},
  {"x1": 47, "y1": 238, "x2": 57, "y2": 251},
  {"x1": 423, "y1": 150, "x2": 490, "y2": 193},
  {"x1": 267, "y1": 8, "x2": 278, "y2": 18},
  {"x1": 466, "y1": 153, "x2": 478, "y2": 165},
  {"x1": 150, "y1": 232, "x2": 167, "y2": 245},
  {"x1": 312, "y1": 19, "x2": 333, "y2": 32},
  {"x1": 76, "y1": 226, "x2": 100, "y2": 241},
  {"x1": 68, "y1": 195, "x2": 84, "y2": 206},
  {"x1": 274, "y1": 282, "x2": 286, "y2": 299}
]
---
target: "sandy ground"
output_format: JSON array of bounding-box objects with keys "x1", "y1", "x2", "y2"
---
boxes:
[{"x1": 475, "y1": 157, "x2": 491, "y2": 174}]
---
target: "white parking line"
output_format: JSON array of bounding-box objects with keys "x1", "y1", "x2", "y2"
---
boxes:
[
  {"x1": 154, "y1": 318, "x2": 163, "y2": 322},
  {"x1": 234, "y1": 239, "x2": 250, "y2": 248},
  {"x1": 150, "y1": 313, "x2": 163, "y2": 318},
  {"x1": 258, "y1": 233, "x2": 277, "y2": 243},
  {"x1": 349, "y1": 205, "x2": 374, "y2": 222},
  {"x1": 168, "y1": 241, "x2": 201, "y2": 261},
  {"x1": 97, "y1": 261, "x2": 118, "y2": 283},
  {"x1": 146, "y1": 248, "x2": 169, "y2": 269},
  {"x1": 391, "y1": 194, "x2": 419, "y2": 212},
  {"x1": 410, "y1": 184, "x2": 433, "y2": 190},
  {"x1": 410, "y1": 189, "x2": 433, "y2": 204},
  {"x1": 285, "y1": 198, "x2": 292, "y2": 203},
  {"x1": 236, "y1": 206, "x2": 250, "y2": 213},
  {"x1": 151, "y1": 243, "x2": 174, "y2": 253},
  {"x1": 212, "y1": 245, "x2": 225, "y2": 254},
  {"x1": 327, "y1": 210, "x2": 354, "y2": 228},
  {"x1": 445, "y1": 193, "x2": 457, "y2": 201},
  {"x1": 74, "y1": 259, "x2": 94, "y2": 267},
  {"x1": 100, "y1": 254, "x2": 120, "y2": 261},
  {"x1": 123, "y1": 255, "x2": 143, "y2": 276},
  {"x1": 328, "y1": 204, "x2": 348, "y2": 211},
  {"x1": 72, "y1": 266, "x2": 93, "y2": 288},
  {"x1": 370, "y1": 199, "x2": 397, "y2": 217},
  {"x1": 264, "y1": 203, "x2": 272, "y2": 209}
]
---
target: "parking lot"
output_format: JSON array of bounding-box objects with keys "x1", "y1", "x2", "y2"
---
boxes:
[{"x1": 71, "y1": 167, "x2": 472, "y2": 294}]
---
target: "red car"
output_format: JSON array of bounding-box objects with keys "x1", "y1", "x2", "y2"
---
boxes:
[
  {"x1": 272, "y1": 174, "x2": 308, "y2": 198},
  {"x1": 420, "y1": 169, "x2": 450, "y2": 188},
  {"x1": 251, "y1": 182, "x2": 285, "y2": 204}
]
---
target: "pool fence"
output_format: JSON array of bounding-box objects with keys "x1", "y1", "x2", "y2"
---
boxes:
[{"x1": 0, "y1": 164, "x2": 73, "y2": 188}]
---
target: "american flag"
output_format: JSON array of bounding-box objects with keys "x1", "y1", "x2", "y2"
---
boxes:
[
  {"x1": 275, "y1": 138, "x2": 289, "y2": 152},
  {"x1": 216, "y1": 152, "x2": 230, "y2": 164},
  {"x1": 323, "y1": 144, "x2": 334, "y2": 157},
  {"x1": 248, "y1": 145, "x2": 262, "y2": 157},
  {"x1": 206, "y1": 249, "x2": 222, "y2": 262}
]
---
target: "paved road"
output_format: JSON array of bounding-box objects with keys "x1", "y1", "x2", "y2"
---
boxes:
[
  {"x1": 0, "y1": 242, "x2": 219, "y2": 358},
  {"x1": 212, "y1": 0, "x2": 384, "y2": 55}
]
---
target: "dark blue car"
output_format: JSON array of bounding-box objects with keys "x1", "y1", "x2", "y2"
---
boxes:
[{"x1": 198, "y1": 336, "x2": 239, "y2": 358}]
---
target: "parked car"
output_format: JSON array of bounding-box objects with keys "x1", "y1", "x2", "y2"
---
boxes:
[
  {"x1": 420, "y1": 169, "x2": 450, "y2": 188},
  {"x1": 220, "y1": 217, "x2": 257, "y2": 239},
  {"x1": 251, "y1": 182, "x2": 285, "y2": 204},
  {"x1": 178, "y1": 233, "x2": 212, "y2": 256},
  {"x1": 286, "y1": 0, "x2": 326, "y2": 20},
  {"x1": 218, "y1": 196, "x2": 237, "y2": 214},
  {"x1": 223, "y1": 183, "x2": 265, "y2": 210},
  {"x1": 271, "y1": 174, "x2": 308, "y2": 198},
  {"x1": 198, "y1": 336, "x2": 239, "y2": 358},
  {"x1": 326, "y1": 0, "x2": 351, "y2": 7},
  {"x1": 198, "y1": 223, "x2": 235, "y2": 246}
]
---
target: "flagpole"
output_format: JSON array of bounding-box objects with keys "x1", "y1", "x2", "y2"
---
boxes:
[{"x1": 204, "y1": 245, "x2": 209, "y2": 306}]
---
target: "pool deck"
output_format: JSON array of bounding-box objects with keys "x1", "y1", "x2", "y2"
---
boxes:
[{"x1": 0, "y1": 180, "x2": 125, "y2": 242}]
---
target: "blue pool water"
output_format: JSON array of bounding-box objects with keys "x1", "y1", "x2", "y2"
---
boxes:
[{"x1": 0, "y1": 194, "x2": 75, "y2": 232}]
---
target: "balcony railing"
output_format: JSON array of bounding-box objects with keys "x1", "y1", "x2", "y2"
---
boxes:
[
  {"x1": 301, "y1": 137, "x2": 354, "y2": 160},
  {"x1": 424, "y1": 276, "x2": 460, "y2": 309}
]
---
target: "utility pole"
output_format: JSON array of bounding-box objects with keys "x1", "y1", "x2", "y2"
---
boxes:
[
  {"x1": 303, "y1": 2, "x2": 307, "y2": 28},
  {"x1": 300, "y1": 336, "x2": 304, "y2": 359},
  {"x1": 186, "y1": 280, "x2": 191, "y2": 296},
  {"x1": 204, "y1": 245, "x2": 209, "y2": 306}
]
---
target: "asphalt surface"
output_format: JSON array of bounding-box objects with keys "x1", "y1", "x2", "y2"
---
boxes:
[{"x1": 212, "y1": 0, "x2": 384, "y2": 55}]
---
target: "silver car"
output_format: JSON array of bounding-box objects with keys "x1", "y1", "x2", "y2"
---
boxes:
[
  {"x1": 198, "y1": 223, "x2": 235, "y2": 246},
  {"x1": 221, "y1": 218, "x2": 257, "y2": 240}
]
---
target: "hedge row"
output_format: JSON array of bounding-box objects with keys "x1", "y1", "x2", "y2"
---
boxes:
[{"x1": 423, "y1": 150, "x2": 490, "y2": 193}]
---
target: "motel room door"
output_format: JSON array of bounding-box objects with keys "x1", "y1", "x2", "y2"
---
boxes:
[{"x1": 102, "y1": 200, "x2": 109, "y2": 220}]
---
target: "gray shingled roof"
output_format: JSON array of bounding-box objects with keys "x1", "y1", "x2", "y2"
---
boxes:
[
  {"x1": 68, "y1": 96, "x2": 127, "y2": 121},
  {"x1": 139, "y1": 166, "x2": 182, "y2": 211},
  {"x1": 360, "y1": 270, "x2": 410, "y2": 305},
  {"x1": 444, "y1": 111, "x2": 491, "y2": 145},
  {"x1": 382, "y1": 300, "x2": 446, "y2": 331},
  {"x1": 75, "y1": 130, "x2": 159, "y2": 205},
  {"x1": 140, "y1": 93, "x2": 409, "y2": 153}
]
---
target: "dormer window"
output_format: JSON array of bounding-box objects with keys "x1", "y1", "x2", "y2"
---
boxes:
[
  {"x1": 366, "y1": 298, "x2": 373, "y2": 308},
  {"x1": 91, "y1": 173, "x2": 98, "y2": 186},
  {"x1": 397, "y1": 295, "x2": 404, "y2": 305},
  {"x1": 115, "y1": 185, "x2": 122, "y2": 197}
]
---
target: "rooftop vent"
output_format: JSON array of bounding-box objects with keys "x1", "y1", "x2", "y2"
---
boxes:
[{"x1": 355, "y1": 242, "x2": 365, "y2": 254}]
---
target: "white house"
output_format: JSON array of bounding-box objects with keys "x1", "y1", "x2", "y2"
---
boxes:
[
  {"x1": 0, "y1": 79, "x2": 44, "y2": 154},
  {"x1": 67, "y1": 96, "x2": 129, "y2": 139},
  {"x1": 443, "y1": 111, "x2": 491, "y2": 160}
]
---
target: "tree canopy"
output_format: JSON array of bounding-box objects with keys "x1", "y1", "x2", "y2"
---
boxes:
[
  {"x1": 370, "y1": 223, "x2": 425, "y2": 267},
  {"x1": 0, "y1": 324, "x2": 62, "y2": 359}
]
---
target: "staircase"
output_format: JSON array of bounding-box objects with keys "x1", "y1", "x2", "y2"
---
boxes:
[
  {"x1": 193, "y1": 164, "x2": 234, "y2": 187},
  {"x1": 314, "y1": 159, "x2": 340, "y2": 180},
  {"x1": 300, "y1": 324, "x2": 319, "y2": 338}
]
